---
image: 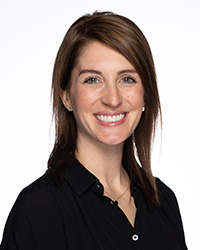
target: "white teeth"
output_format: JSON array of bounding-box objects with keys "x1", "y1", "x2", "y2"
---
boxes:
[{"x1": 96, "y1": 114, "x2": 125, "y2": 123}]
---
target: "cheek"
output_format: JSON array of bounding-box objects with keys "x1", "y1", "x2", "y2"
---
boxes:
[
  {"x1": 127, "y1": 92, "x2": 144, "y2": 108},
  {"x1": 69, "y1": 88, "x2": 98, "y2": 113},
  {"x1": 124, "y1": 84, "x2": 144, "y2": 106}
]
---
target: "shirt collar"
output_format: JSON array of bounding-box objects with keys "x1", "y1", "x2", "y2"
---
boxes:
[
  {"x1": 62, "y1": 157, "x2": 99, "y2": 196},
  {"x1": 62, "y1": 157, "x2": 142, "y2": 196}
]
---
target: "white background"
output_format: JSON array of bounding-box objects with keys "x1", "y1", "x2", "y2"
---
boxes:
[{"x1": 0, "y1": 0, "x2": 199, "y2": 249}]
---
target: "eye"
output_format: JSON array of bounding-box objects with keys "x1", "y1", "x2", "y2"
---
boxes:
[
  {"x1": 84, "y1": 77, "x2": 99, "y2": 84},
  {"x1": 121, "y1": 77, "x2": 136, "y2": 83}
]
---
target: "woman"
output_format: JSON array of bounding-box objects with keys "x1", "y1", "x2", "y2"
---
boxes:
[{"x1": 0, "y1": 11, "x2": 187, "y2": 250}]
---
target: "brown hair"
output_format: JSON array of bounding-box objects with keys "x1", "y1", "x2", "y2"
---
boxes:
[{"x1": 48, "y1": 11, "x2": 162, "y2": 206}]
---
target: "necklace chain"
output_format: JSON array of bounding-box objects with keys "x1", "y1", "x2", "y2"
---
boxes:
[{"x1": 104, "y1": 184, "x2": 129, "y2": 202}]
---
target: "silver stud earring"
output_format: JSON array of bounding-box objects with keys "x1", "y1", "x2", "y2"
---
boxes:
[
  {"x1": 67, "y1": 106, "x2": 72, "y2": 112},
  {"x1": 142, "y1": 107, "x2": 145, "y2": 112}
]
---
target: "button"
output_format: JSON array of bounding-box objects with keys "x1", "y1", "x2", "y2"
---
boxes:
[
  {"x1": 132, "y1": 234, "x2": 139, "y2": 241},
  {"x1": 109, "y1": 200, "x2": 118, "y2": 206},
  {"x1": 96, "y1": 184, "x2": 101, "y2": 188},
  {"x1": 110, "y1": 200, "x2": 114, "y2": 205}
]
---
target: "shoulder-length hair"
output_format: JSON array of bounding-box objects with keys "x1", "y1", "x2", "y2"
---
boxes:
[{"x1": 48, "y1": 11, "x2": 162, "y2": 206}]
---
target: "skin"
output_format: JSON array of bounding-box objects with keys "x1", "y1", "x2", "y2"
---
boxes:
[{"x1": 60, "y1": 41, "x2": 145, "y2": 226}]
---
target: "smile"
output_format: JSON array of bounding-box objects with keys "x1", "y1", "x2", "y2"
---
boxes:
[{"x1": 95, "y1": 114, "x2": 126, "y2": 123}]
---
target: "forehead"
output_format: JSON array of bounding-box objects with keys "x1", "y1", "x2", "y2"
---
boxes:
[{"x1": 76, "y1": 40, "x2": 135, "y2": 71}]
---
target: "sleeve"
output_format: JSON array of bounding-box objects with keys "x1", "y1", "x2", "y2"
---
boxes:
[
  {"x1": 0, "y1": 180, "x2": 67, "y2": 250},
  {"x1": 156, "y1": 178, "x2": 188, "y2": 249}
]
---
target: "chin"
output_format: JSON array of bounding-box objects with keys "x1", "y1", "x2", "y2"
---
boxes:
[{"x1": 98, "y1": 134, "x2": 127, "y2": 146}]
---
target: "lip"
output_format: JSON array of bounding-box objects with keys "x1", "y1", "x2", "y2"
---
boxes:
[{"x1": 93, "y1": 112, "x2": 128, "y2": 127}]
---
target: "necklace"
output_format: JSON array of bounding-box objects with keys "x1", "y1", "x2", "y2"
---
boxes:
[{"x1": 104, "y1": 184, "x2": 130, "y2": 202}]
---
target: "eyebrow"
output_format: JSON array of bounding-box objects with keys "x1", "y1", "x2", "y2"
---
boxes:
[
  {"x1": 78, "y1": 69, "x2": 137, "y2": 76},
  {"x1": 118, "y1": 69, "x2": 137, "y2": 74},
  {"x1": 78, "y1": 69, "x2": 102, "y2": 76}
]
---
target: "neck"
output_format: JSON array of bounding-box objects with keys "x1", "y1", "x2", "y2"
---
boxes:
[{"x1": 75, "y1": 135, "x2": 125, "y2": 187}]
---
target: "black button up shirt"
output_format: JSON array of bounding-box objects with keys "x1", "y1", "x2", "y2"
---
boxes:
[{"x1": 0, "y1": 158, "x2": 187, "y2": 250}]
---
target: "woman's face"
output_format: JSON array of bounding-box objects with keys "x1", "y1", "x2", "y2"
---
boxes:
[{"x1": 61, "y1": 41, "x2": 145, "y2": 147}]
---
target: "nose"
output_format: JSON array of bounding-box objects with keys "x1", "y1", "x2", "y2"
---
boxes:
[{"x1": 101, "y1": 83, "x2": 122, "y2": 108}]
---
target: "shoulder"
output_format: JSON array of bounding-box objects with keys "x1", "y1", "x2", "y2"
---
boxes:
[
  {"x1": 155, "y1": 178, "x2": 187, "y2": 245},
  {"x1": 16, "y1": 175, "x2": 54, "y2": 204},
  {"x1": 1, "y1": 175, "x2": 71, "y2": 248},
  {"x1": 1, "y1": 175, "x2": 66, "y2": 246},
  {"x1": 156, "y1": 177, "x2": 180, "y2": 210},
  {"x1": 156, "y1": 178, "x2": 178, "y2": 203},
  {"x1": 10, "y1": 174, "x2": 66, "y2": 223},
  {"x1": 155, "y1": 178, "x2": 184, "y2": 227}
]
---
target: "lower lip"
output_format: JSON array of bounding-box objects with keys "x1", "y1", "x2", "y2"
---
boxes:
[{"x1": 94, "y1": 113, "x2": 127, "y2": 127}]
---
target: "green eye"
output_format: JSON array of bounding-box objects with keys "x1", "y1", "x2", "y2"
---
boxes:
[
  {"x1": 122, "y1": 77, "x2": 136, "y2": 83},
  {"x1": 84, "y1": 77, "x2": 99, "y2": 83}
]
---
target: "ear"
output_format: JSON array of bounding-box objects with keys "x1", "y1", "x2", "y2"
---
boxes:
[{"x1": 60, "y1": 89, "x2": 72, "y2": 111}]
